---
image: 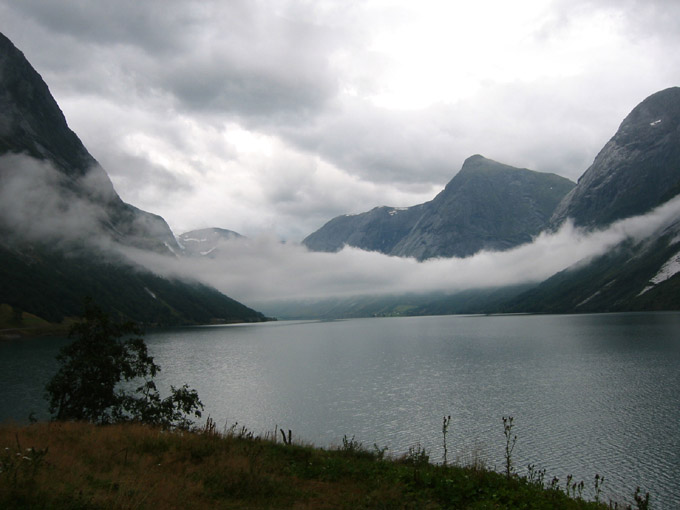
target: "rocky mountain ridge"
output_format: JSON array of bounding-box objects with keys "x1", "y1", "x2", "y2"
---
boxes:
[
  {"x1": 178, "y1": 228, "x2": 244, "y2": 258},
  {"x1": 303, "y1": 156, "x2": 575, "y2": 260},
  {"x1": 270, "y1": 87, "x2": 680, "y2": 318}
]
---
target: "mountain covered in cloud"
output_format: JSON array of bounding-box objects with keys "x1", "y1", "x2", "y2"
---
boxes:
[
  {"x1": 0, "y1": 32, "x2": 266, "y2": 326},
  {"x1": 178, "y1": 228, "x2": 244, "y2": 258},
  {"x1": 3, "y1": 26, "x2": 680, "y2": 324},
  {"x1": 303, "y1": 156, "x2": 575, "y2": 260},
  {"x1": 509, "y1": 86, "x2": 680, "y2": 313},
  {"x1": 0, "y1": 32, "x2": 179, "y2": 254},
  {"x1": 269, "y1": 87, "x2": 680, "y2": 319}
]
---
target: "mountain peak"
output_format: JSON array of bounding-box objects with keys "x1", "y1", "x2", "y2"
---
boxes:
[
  {"x1": 304, "y1": 157, "x2": 575, "y2": 260},
  {"x1": 178, "y1": 228, "x2": 244, "y2": 257},
  {"x1": 0, "y1": 31, "x2": 266, "y2": 325},
  {"x1": 458, "y1": 154, "x2": 500, "y2": 171},
  {"x1": 0, "y1": 30, "x2": 182, "y2": 253},
  {"x1": 0, "y1": 32, "x2": 95, "y2": 176},
  {"x1": 551, "y1": 87, "x2": 680, "y2": 229},
  {"x1": 463, "y1": 154, "x2": 487, "y2": 164},
  {"x1": 613, "y1": 86, "x2": 680, "y2": 146}
]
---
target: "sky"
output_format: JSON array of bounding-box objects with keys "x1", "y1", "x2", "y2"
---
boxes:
[{"x1": 1, "y1": 0, "x2": 680, "y2": 243}]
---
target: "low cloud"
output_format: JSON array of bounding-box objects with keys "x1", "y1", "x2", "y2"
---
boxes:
[
  {"x1": 122, "y1": 195, "x2": 680, "y2": 311},
  {"x1": 0, "y1": 154, "x2": 110, "y2": 245},
  {"x1": 4, "y1": 150, "x2": 679, "y2": 317}
]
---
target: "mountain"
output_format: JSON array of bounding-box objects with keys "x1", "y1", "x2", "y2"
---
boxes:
[
  {"x1": 0, "y1": 32, "x2": 266, "y2": 327},
  {"x1": 502, "y1": 217, "x2": 680, "y2": 313},
  {"x1": 303, "y1": 156, "x2": 575, "y2": 260},
  {"x1": 471, "y1": 89, "x2": 680, "y2": 313},
  {"x1": 508, "y1": 87, "x2": 680, "y2": 313},
  {"x1": 260, "y1": 285, "x2": 536, "y2": 320},
  {"x1": 288, "y1": 88, "x2": 680, "y2": 319},
  {"x1": 551, "y1": 87, "x2": 680, "y2": 229},
  {"x1": 0, "y1": 32, "x2": 178, "y2": 254},
  {"x1": 178, "y1": 228, "x2": 244, "y2": 258}
]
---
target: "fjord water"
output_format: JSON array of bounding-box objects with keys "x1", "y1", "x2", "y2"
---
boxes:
[{"x1": 2, "y1": 313, "x2": 679, "y2": 507}]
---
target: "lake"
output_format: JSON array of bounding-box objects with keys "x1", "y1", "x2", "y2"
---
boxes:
[{"x1": 2, "y1": 312, "x2": 679, "y2": 508}]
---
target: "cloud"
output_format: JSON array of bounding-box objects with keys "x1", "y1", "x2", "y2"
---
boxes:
[
  {"x1": 4, "y1": 152, "x2": 679, "y2": 319},
  {"x1": 121, "y1": 194, "x2": 680, "y2": 311},
  {"x1": 0, "y1": 154, "x2": 109, "y2": 244}
]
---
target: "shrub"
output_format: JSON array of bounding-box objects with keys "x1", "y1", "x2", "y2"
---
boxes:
[{"x1": 45, "y1": 302, "x2": 202, "y2": 428}]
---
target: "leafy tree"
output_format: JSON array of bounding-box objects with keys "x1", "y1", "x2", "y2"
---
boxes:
[{"x1": 45, "y1": 302, "x2": 203, "y2": 428}]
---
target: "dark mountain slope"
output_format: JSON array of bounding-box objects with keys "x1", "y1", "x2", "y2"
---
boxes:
[
  {"x1": 503, "y1": 223, "x2": 680, "y2": 314},
  {"x1": 303, "y1": 156, "x2": 575, "y2": 260},
  {"x1": 0, "y1": 31, "x2": 178, "y2": 253},
  {"x1": 0, "y1": 242, "x2": 265, "y2": 325},
  {"x1": 0, "y1": 31, "x2": 265, "y2": 326},
  {"x1": 551, "y1": 87, "x2": 680, "y2": 229}
]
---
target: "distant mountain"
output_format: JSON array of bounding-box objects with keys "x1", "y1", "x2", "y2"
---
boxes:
[
  {"x1": 551, "y1": 87, "x2": 680, "y2": 229},
  {"x1": 304, "y1": 156, "x2": 575, "y2": 259},
  {"x1": 178, "y1": 228, "x2": 244, "y2": 258},
  {"x1": 0, "y1": 31, "x2": 266, "y2": 326},
  {"x1": 260, "y1": 285, "x2": 536, "y2": 321}
]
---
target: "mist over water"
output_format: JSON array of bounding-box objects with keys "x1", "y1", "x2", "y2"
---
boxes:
[{"x1": 121, "y1": 193, "x2": 680, "y2": 307}]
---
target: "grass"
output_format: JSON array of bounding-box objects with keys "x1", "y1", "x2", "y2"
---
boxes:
[
  {"x1": 0, "y1": 420, "x2": 647, "y2": 510},
  {"x1": 0, "y1": 303, "x2": 71, "y2": 338}
]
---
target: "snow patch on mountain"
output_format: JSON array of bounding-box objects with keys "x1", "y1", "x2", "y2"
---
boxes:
[
  {"x1": 638, "y1": 250, "x2": 680, "y2": 295},
  {"x1": 651, "y1": 252, "x2": 680, "y2": 284}
]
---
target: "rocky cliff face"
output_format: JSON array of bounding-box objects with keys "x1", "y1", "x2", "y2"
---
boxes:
[
  {"x1": 303, "y1": 155, "x2": 575, "y2": 260},
  {"x1": 0, "y1": 31, "x2": 266, "y2": 325},
  {"x1": 301, "y1": 204, "x2": 425, "y2": 254},
  {"x1": 551, "y1": 87, "x2": 680, "y2": 229},
  {"x1": 391, "y1": 156, "x2": 575, "y2": 259},
  {"x1": 0, "y1": 32, "x2": 179, "y2": 253}
]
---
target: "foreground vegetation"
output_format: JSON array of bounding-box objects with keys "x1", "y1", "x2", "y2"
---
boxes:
[{"x1": 1, "y1": 420, "x2": 650, "y2": 510}]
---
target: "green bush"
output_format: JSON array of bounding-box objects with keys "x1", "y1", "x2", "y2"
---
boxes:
[{"x1": 45, "y1": 302, "x2": 203, "y2": 428}]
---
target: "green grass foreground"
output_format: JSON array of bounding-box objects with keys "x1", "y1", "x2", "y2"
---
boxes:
[{"x1": 0, "y1": 421, "x2": 640, "y2": 510}]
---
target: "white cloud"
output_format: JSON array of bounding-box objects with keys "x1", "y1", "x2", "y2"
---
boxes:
[
  {"x1": 0, "y1": 154, "x2": 110, "y2": 244},
  {"x1": 121, "y1": 195, "x2": 680, "y2": 310}
]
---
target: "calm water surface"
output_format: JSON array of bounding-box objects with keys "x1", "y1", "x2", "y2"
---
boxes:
[{"x1": 2, "y1": 313, "x2": 679, "y2": 508}]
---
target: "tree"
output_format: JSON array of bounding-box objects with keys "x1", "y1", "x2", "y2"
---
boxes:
[{"x1": 45, "y1": 302, "x2": 203, "y2": 428}]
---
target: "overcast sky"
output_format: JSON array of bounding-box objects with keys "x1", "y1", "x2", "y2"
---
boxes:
[{"x1": 1, "y1": 0, "x2": 679, "y2": 241}]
